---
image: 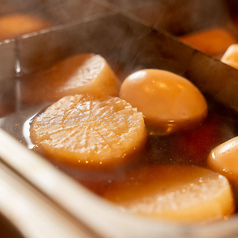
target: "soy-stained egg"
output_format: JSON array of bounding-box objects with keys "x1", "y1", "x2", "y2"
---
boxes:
[
  {"x1": 208, "y1": 136, "x2": 238, "y2": 188},
  {"x1": 119, "y1": 69, "x2": 208, "y2": 135}
]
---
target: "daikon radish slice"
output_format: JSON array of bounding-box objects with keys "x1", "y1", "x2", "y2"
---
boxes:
[
  {"x1": 103, "y1": 164, "x2": 234, "y2": 222},
  {"x1": 31, "y1": 95, "x2": 147, "y2": 168}
]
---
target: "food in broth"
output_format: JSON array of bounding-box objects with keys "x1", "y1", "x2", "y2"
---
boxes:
[
  {"x1": 208, "y1": 136, "x2": 238, "y2": 189},
  {"x1": 103, "y1": 164, "x2": 234, "y2": 223},
  {"x1": 21, "y1": 53, "x2": 121, "y2": 104},
  {"x1": 119, "y1": 69, "x2": 208, "y2": 135},
  {"x1": 179, "y1": 27, "x2": 237, "y2": 58},
  {"x1": 0, "y1": 13, "x2": 51, "y2": 41},
  {"x1": 221, "y1": 44, "x2": 238, "y2": 69},
  {"x1": 31, "y1": 95, "x2": 147, "y2": 168}
]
